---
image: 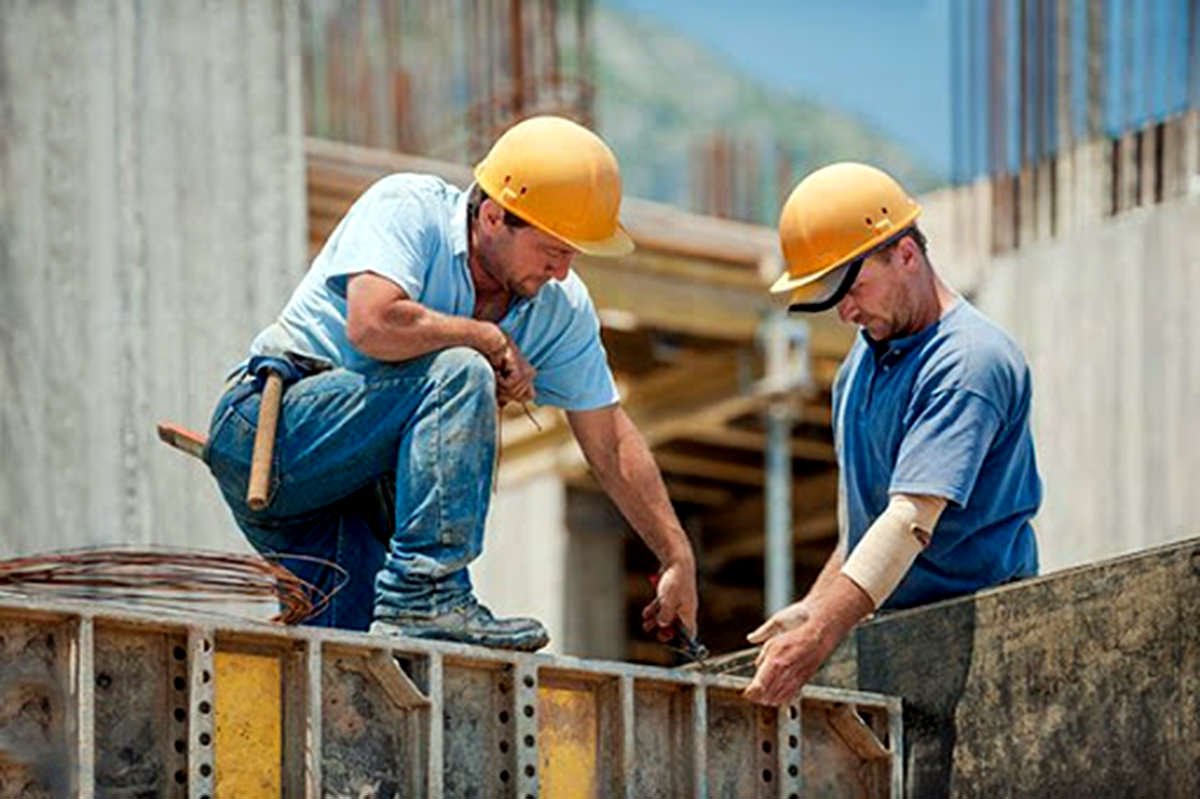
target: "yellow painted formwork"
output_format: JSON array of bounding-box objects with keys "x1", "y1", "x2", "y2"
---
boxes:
[{"x1": 0, "y1": 595, "x2": 901, "y2": 798}]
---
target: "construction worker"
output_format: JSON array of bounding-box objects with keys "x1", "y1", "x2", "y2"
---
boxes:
[
  {"x1": 744, "y1": 163, "x2": 1041, "y2": 705},
  {"x1": 204, "y1": 116, "x2": 697, "y2": 651}
]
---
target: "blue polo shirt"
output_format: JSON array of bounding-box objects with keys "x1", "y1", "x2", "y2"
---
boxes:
[
  {"x1": 249, "y1": 174, "x2": 619, "y2": 411},
  {"x1": 832, "y1": 300, "x2": 1041, "y2": 609}
]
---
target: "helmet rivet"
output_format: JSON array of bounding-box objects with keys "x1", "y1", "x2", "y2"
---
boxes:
[
  {"x1": 519, "y1": 187, "x2": 527, "y2": 195},
  {"x1": 504, "y1": 175, "x2": 512, "y2": 183},
  {"x1": 865, "y1": 217, "x2": 872, "y2": 225},
  {"x1": 881, "y1": 206, "x2": 888, "y2": 214}
]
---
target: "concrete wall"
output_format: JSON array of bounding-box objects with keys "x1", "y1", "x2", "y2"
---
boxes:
[
  {"x1": 0, "y1": 1, "x2": 305, "y2": 555},
  {"x1": 973, "y1": 197, "x2": 1200, "y2": 571}
]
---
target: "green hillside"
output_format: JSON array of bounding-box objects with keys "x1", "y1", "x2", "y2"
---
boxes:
[{"x1": 593, "y1": 7, "x2": 940, "y2": 223}]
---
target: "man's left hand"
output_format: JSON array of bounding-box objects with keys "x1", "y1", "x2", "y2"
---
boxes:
[{"x1": 641, "y1": 558, "x2": 699, "y2": 642}]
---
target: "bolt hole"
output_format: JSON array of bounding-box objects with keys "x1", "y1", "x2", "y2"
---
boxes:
[
  {"x1": 173, "y1": 676, "x2": 186, "y2": 691},
  {"x1": 762, "y1": 768, "x2": 773, "y2": 783},
  {"x1": 523, "y1": 675, "x2": 535, "y2": 688},
  {"x1": 499, "y1": 710, "x2": 510, "y2": 724},
  {"x1": 499, "y1": 770, "x2": 510, "y2": 783},
  {"x1": 199, "y1": 701, "x2": 211, "y2": 715},
  {"x1": 174, "y1": 739, "x2": 185, "y2": 754},
  {"x1": 788, "y1": 733, "x2": 799, "y2": 748},
  {"x1": 499, "y1": 740, "x2": 509, "y2": 753},
  {"x1": 524, "y1": 734, "x2": 535, "y2": 747},
  {"x1": 200, "y1": 732, "x2": 212, "y2": 746},
  {"x1": 173, "y1": 707, "x2": 186, "y2": 723},
  {"x1": 172, "y1": 646, "x2": 186, "y2": 661},
  {"x1": 202, "y1": 670, "x2": 211, "y2": 684},
  {"x1": 789, "y1": 794, "x2": 800, "y2": 799},
  {"x1": 199, "y1": 764, "x2": 212, "y2": 778},
  {"x1": 202, "y1": 639, "x2": 211, "y2": 652},
  {"x1": 522, "y1": 705, "x2": 534, "y2": 718},
  {"x1": 524, "y1": 764, "x2": 535, "y2": 778},
  {"x1": 788, "y1": 764, "x2": 799, "y2": 777},
  {"x1": 788, "y1": 706, "x2": 798, "y2": 720},
  {"x1": 761, "y1": 740, "x2": 772, "y2": 754},
  {"x1": 173, "y1": 770, "x2": 186, "y2": 785},
  {"x1": 96, "y1": 673, "x2": 112, "y2": 690}
]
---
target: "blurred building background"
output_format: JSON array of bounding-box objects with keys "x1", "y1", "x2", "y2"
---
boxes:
[{"x1": 1, "y1": 0, "x2": 1198, "y2": 663}]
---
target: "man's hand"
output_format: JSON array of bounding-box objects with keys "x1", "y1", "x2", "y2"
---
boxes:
[
  {"x1": 746, "y1": 600, "x2": 813, "y2": 644},
  {"x1": 641, "y1": 558, "x2": 699, "y2": 641},
  {"x1": 473, "y1": 321, "x2": 510, "y2": 369},
  {"x1": 742, "y1": 617, "x2": 837, "y2": 706},
  {"x1": 742, "y1": 574, "x2": 873, "y2": 706},
  {"x1": 495, "y1": 335, "x2": 536, "y2": 406}
]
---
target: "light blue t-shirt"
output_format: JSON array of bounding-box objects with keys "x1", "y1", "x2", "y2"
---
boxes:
[
  {"x1": 250, "y1": 174, "x2": 619, "y2": 411},
  {"x1": 832, "y1": 300, "x2": 1041, "y2": 609}
]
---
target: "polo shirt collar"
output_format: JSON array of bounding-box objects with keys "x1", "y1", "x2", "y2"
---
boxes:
[
  {"x1": 449, "y1": 182, "x2": 472, "y2": 258},
  {"x1": 864, "y1": 298, "x2": 964, "y2": 361}
]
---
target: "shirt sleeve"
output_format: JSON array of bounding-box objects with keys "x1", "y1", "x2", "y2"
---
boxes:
[
  {"x1": 530, "y1": 302, "x2": 619, "y2": 412},
  {"x1": 321, "y1": 179, "x2": 434, "y2": 300},
  {"x1": 889, "y1": 388, "x2": 1005, "y2": 507}
]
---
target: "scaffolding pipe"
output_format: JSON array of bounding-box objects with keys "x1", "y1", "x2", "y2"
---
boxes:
[{"x1": 764, "y1": 402, "x2": 794, "y2": 613}]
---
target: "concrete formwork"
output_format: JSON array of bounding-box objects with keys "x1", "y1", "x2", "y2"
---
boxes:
[
  {"x1": 0, "y1": 1, "x2": 305, "y2": 554},
  {"x1": 724, "y1": 536, "x2": 1200, "y2": 798},
  {"x1": 0, "y1": 596, "x2": 904, "y2": 798}
]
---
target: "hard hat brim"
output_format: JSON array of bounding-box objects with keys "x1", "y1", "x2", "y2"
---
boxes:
[
  {"x1": 563, "y1": 224, "x2": 636, "y2": 258},
  {"x1": 777, "y1": 260, "x2": 862, "y2": 314}
]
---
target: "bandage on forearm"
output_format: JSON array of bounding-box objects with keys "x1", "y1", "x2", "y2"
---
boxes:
[{"x1": 841, "y1": 493, "x2": 947, "y2": 608}]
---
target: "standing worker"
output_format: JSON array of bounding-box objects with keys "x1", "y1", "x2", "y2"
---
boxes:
[
  {"x1": 744, "y1": 163, "x2": 1041, "y2": 705},
  {"x1": 205, "y1": 116, "x2": 698, "y2": 651}
]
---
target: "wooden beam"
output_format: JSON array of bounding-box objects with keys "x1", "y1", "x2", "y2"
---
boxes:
[
  {"x1": 652, "y1": 452, "x2": 765, "y2": 487},
  {"x1": 680, "y1": 427, "x2": 836, "y2": 464},
  {"x1": 566, "y1": 471, "x2": 736, "y2": 508},
  {"x1": 703, "y1": 512, "x2": 839, "y2": 573}
]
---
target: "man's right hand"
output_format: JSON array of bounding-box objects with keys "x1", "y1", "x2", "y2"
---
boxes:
[{"x1": 473, "y1": 323, "x2": 536, "y2": 406}]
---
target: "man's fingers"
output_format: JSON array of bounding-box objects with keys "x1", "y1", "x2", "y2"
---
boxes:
[{"x1": 746, "y1": 619, "x2": 779, "y2": 644}]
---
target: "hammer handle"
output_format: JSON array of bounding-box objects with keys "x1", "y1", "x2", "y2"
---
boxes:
[{"x1": 247, "y1": 371, "x2": 284, "y2": 511}]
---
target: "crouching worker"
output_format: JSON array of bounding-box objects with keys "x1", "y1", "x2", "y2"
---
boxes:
[
  {"x1": 205, "y1": 116, "x2": 698, "y2": 651},
  {"x1": 744, "y1": 163, "x2": 1041, "y2": 704}
]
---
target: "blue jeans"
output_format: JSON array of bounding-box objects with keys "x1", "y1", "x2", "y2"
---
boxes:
[{"x1": 205, "y1": 348, "x2": 498, "y2": 631}]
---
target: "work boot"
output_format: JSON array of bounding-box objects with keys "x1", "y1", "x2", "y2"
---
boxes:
[{"x1": 370, "y1": 601, "x2": 550, "y2": 652}]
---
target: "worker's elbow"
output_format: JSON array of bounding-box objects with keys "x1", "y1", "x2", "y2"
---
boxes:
[{"x1": 345, "y1": 313, "x2": 382, "y2": 358}]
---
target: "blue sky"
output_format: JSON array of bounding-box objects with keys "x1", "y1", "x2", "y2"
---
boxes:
[{"x1": 602, "y1": 0, "x2": 953, "y2": 178}]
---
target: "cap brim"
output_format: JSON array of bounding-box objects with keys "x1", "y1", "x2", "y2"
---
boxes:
[
  {"x1": 783, "y1": 261, "x2": 860, "y2": 313},
  {"x1": 562, "y1": 224, "x2": 635, "y2": 258}
]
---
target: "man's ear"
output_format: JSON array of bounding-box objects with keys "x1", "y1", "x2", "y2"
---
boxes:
[
  {"x1": 478, "y1": 198, "x2": 505, "y2": 233},
  {"x1": 895, "y1": 236, "x2": 921, "y2": 272}
]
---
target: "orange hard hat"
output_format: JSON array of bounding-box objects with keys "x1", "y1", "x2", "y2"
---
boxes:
[
  {"x1": 474, "y1": 116, "x2": 634, "y2": 257},
  {"x1": 771, "y1": 162, "x2": 921, "y2": 312}
]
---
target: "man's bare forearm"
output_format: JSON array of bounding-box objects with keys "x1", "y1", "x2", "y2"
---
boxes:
[
  {"x1": 574, "y1": 409, "x2": 693, "y2": 567},
  {"x1": 348, "y1": 297, "x2": 497, "y2": 362},
  {"x1": 806, "y1": 545, "x2": 845, "y2": 600}
]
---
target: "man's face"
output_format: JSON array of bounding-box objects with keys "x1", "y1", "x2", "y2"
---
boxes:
[
  {"x1": 834, "y1": 239, "x2": 917, "y2": 341},
  {"x1": 478, "y1": 199, "x2": 577, "y2": 298}
]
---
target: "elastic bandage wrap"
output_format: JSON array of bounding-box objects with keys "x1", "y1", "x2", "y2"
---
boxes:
[{"x1": 841, "y1": 493, "x2": 947, "y2": 608}]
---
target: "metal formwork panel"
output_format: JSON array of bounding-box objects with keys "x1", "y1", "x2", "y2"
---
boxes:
[{"x1": 0, "y1": 597, "x2": 902, "y2": 798}]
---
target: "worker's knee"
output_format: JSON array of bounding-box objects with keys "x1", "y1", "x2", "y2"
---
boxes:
[{"x1": 428, "y1": 347, "x2": 496, "y2": 396}]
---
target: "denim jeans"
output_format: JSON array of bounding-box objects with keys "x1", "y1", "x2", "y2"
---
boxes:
[{"x1": 205, "y1": 347, "x2": 498, "y2": 631}]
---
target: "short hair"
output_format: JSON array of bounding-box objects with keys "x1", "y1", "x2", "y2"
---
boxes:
[
  {"x1": 467, "y1": 183, "x2": 530, "y2": 229},
  {"x1": 877, "y1": 224, "x2": 929, "y2": 259}
]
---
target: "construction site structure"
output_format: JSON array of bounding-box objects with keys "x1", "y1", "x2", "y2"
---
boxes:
[
  {"x1": 720, "y1": 536, "x2": 1200, "y2": 798},
  {"x1": 0, "y1": 594, "x2": 901, "y2": 798}
]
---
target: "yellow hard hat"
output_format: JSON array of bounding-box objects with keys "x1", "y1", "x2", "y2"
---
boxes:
[
  {"x1": 771, "y1": 162, "x2": 921, "y2": 312},
  {"x1": 474, "y1": 115, "x2": 634, "y2": 258}
]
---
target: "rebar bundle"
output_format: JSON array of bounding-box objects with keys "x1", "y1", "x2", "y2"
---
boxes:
[{"x1": 0, "y1": 547, "x2": 345, "y2": 625}]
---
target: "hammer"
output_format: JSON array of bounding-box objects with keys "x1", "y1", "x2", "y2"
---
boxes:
[{"x1": 246, "y1": 367, "x2": 284, "y2": 511}]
